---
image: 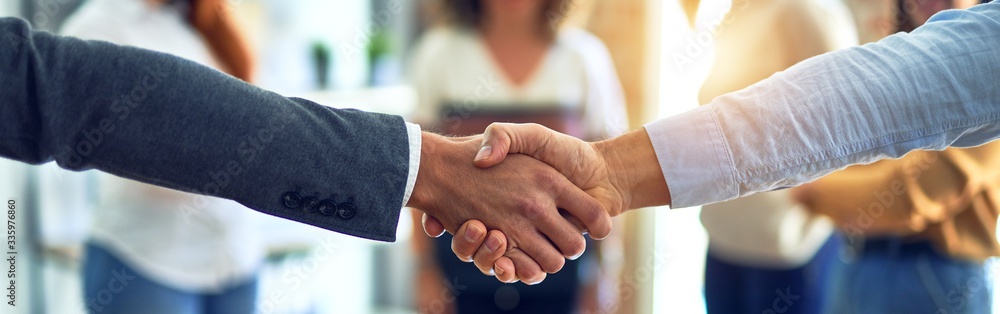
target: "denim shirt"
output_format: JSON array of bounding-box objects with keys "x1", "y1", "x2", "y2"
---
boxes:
[{"x1": 646, "y1": 3, "x2": 1000, "y2": 208}]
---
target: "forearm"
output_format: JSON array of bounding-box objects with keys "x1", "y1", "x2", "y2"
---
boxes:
[
  {"x1": 0, "y1": 18, "x2": 411, "y2": 241},
  {"x1": 193, "y1": 7, "x2": 257, "y2": 82},
  {"x1": 797, "y1": 148, "x2": 973, "y2": 234},
  {"x1": 794, "y1": 161, "x2": 918, "y2": 231},
  {"x1": 648, "y1": 4, "x2": 1000, "y2": 207}
]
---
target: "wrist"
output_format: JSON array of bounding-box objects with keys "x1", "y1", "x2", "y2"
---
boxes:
[
  {"x1": 408, "y1": 133, "x2": 479, "y2": 211},
  {"x1": 408, "y1": 132, "x2": 441, "y2": 210},
  {"x1": 595, "y1": 129, "x2": 671, "y2": 209}
]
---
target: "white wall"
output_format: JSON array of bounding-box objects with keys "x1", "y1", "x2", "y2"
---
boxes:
[
  {"x1": 0, "y1": 1, "x2": 14, "y2": 17},
  {"x1": 255, "y1": 0, "x2": 372, "y2": 92},
  {"x1": 651, "y1": 0, "x2": 728, "y2": 313}
]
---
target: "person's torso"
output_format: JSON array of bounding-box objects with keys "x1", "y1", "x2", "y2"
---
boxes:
[{"x1": 424, "y1": 27, "x2": 589, "y2": 111}]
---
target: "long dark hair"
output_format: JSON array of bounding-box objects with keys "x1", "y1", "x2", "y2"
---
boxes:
[
  {"x1": 894, "y1": 0, "x2": 920, "y2": 33},
  {"x1": 896, "y1": 0, "x2": 993, "y2": 33}
]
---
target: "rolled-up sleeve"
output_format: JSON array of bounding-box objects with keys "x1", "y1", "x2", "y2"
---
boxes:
[{"x1": 645, "y1": 107, "x2": 735, "y2": 208}]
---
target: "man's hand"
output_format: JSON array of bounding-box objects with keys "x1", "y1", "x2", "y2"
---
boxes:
[
  {"x1": 424, "y1": 123, "x2": 670, "y2": 283},
  {"x1": 476, "y1": 123, "x2": 634, "y2": 216},
  {"x1": 407, "y1": 132, "x2": 614, "y2": 283}
]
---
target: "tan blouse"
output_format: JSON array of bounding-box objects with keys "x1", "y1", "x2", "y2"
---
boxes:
[{"x1": 796, "y1": 142, "x2": 1000, "y2": 262}]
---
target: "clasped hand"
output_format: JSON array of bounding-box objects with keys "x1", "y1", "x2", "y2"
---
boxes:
[{"x1": 410, "y1": 123, "x2": 667, "y2": 284}]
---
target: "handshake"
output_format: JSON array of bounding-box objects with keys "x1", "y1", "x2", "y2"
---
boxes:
[{"x1": 406, "y1": 123, "x2": 670, "y2": 285}]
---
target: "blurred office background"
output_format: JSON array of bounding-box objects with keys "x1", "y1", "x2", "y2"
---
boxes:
[{"x1": 1, "y1": 0, "x2": 998, "y2": 313}]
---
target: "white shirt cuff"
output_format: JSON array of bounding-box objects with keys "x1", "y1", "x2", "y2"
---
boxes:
[
  {"x1": 401, "y1": 122, "x2": 422, "y2": 207},
  {"x1": 644, "y1": 106, "x2": 737, "y2": 208}
]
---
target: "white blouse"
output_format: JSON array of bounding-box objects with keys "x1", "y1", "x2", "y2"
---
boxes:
[{"x1": 408, "y1": 27, "x2": 628, "y2": 140}]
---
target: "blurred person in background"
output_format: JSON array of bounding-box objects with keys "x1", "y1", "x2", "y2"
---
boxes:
[
  {"x1": 842, "y1": 0, "x2": 898, "y2": 45},
  {"x1": 792, "y1": 1, "x2": 994, "y2": 313},
  {"x1": 694, "y1": 0, "x2": 857, "y2": 313},
  {"x1": 407, "y1": 0, "x2": 628, "y2": 312},
  {"x1": 60, "y1": 0, "x2": 263, "y2": 313}
]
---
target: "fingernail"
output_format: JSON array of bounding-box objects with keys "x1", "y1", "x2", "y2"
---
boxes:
[
  {"x1": 568, "y1": 251, "x2": 584, "y2": 261},
  {"x1": 465, "y1": 224, "x2": 483, "y2": 242},
  {"x1": 485, "y1": 234, "x2": 502, "y2": 252},
  {"x1": 526, "y1": 280, "x2": 541, "y2": 286},
  {"x1": 474, "y1": 145, "x2": 492, "y2": 161},
  {"x1": 487, "y1": 268, "x2": 495, "y2": 276},
  {"x1": 495, "y1": 266, "x2": 505, "y2": 276}
]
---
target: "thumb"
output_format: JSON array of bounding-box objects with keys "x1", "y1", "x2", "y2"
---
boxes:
[
  {"x1": 473, "y1": 123, "x2": 512, "y2": 168},
  {"x1": 473, "y1": 123, "x2": 551, "y2": 168},
  {"x1": 421, "y1": 213, "x2": 446, "y2": 238}
]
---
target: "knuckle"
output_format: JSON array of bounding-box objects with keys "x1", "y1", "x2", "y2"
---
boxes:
[
  {"x1": 579, "y1": 203, "x2": 604, "y2": 225},
  {"x1": 588, "y1": 217, "x2": 612, "y2": 239},
  {"x1": 529, "y1": 272, "x2": 548, "y2": 284},
  {"x1": 541, "y1": 256, "x2": 565, "y2": 274},
  {"x1": 472, "y1": 253, "x2": 494, "y2": 268},
  {"x1": 518, "y1": 198, "x2": 546, "y2": 219},
  {"x1": 489, "y1": 123, "x2": 512, "y2": 140},
  {"x1": 474, "y1": 252, "x2": 493, "y2": 265},
  {"x1": 516, "y1": 264, "x2": 536, "y2": 279},
  {"x1": 492, "y1": 122, "x2": 511, "y2": 132},
  {"x1": 452, "y1": 242, "x2": 474, "y2": 260},
  {"x1": 565, "y1": 235, "x2": 586, "y2": 257},
  {"x1": 519, "y1": 268, "x2": 544, "y2": 283},
  {"x1": 475, "y1": 262, "x2": 492, "y2": 275},
  {"x1": 534, "y1": 171, "x2": 560, "y2": 190}
]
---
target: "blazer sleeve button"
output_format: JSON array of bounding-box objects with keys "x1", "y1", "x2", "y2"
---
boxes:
[
  {"x1": 301, "y1": 197, "x2": 320, "y2": 213},
  {"x1": 317, "y1": 200, "x2": 337, "y2": 216},
  {"x1": 336, "y1": 203, "x2": 357, "y2": 220},
  {"x1": 282, "y1": 192, "x2": 302, "y2": 208}
]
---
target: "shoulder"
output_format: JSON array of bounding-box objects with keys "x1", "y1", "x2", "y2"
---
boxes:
[
  {"x1": 553, "y1": 28, "x2": 616, "y2": 71},
  {"x1": 555, "y1": 28, "x2": 611, "y2": 56},
  {"x1": 411, "y1": 27, "x2": 472, "y2": 60}
]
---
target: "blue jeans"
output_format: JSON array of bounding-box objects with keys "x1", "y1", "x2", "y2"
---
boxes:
[
  {"x1": 82, "y1": 243, "x2": 258, "y2": 314},
  {"x1": 825, "y1": 237, "x2": 991, "y2": 314},
  {"x1": 704, "y1": 234, "x2": 842, "y2": 314}
]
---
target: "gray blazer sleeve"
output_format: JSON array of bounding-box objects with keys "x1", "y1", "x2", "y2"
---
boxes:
[{"x1": 0, "y1": 18, "x2": 410, "y2": 242}]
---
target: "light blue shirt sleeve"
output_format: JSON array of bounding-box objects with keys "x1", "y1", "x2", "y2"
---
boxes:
[{"x1": 646, "y1": 3, "x2": 1000, "y2": 208}]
